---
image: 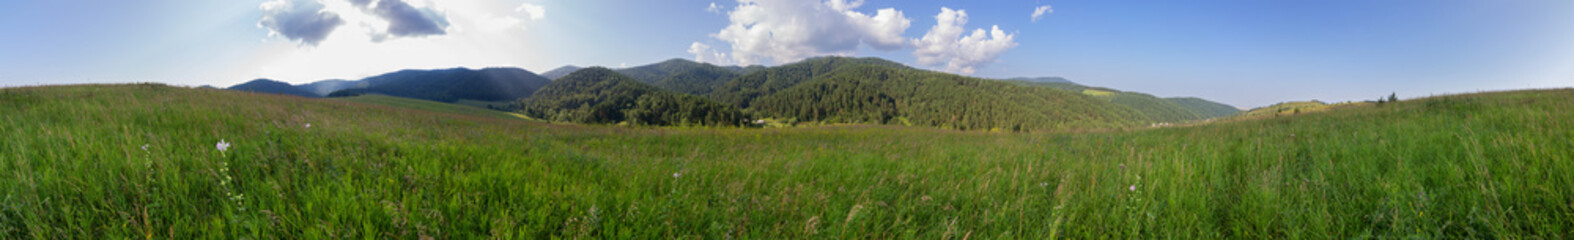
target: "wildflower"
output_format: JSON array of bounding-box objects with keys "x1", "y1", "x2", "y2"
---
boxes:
[
  {"x1": 305, "y1": 123, "x2": 311, "y2": 128},
  {"x1": 1129, "y1": 185, "x2": 1136, "y2": 191},
  {"x1": 673, "y1": 172, "x2": 682, "y2": 178},
  {"x1": 141, "y1": 144, "x2": 149, "y2": 151},
  {"x1": 216, "y1": 139, "x2": 230, "y2": 152}
]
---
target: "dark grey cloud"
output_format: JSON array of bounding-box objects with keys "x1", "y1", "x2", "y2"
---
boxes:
[
  {"x1": 347, "y1": 0, "x2": 372, "y2": 7},
  {"x1": 259, "y1": 0, "x2": 345, "y2": 45},
  {"x1": 360, "y1": 0, "x2": 450, "y2": 38}
]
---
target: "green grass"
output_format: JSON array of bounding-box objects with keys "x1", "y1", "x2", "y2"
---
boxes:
[
  {"x1": 2, "y1": 84, "x2": 1572, "y2": 239},
  {"x1": 333, "y1": 94, "x2": 531, "y2": 120}
]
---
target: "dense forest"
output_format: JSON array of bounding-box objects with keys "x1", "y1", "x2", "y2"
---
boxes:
[
  {"x1": 747, "y1": 64, "x2": 1148, "y2": 131},
  {"x1": 708, "y1": 57, "x2": 909, "y2": 108},
  {"x1": 518, "y1": 67, "x2": 747, "y2": 126}
]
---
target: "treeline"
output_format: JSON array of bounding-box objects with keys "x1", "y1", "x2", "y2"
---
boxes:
[
  {"x1": 512, "y1": 56, "x2": 1239, "y2": 131},
  {"x1": 748, "y1": 65, "x2": 1146, "y2": 131},
  {"x1": 518, "y1": 67, "x2": 746, "y2": 126}
]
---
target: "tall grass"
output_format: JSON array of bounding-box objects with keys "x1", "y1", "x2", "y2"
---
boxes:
[{"x1": 1, "y1": 84, "x2": 1570, "y2": 238}]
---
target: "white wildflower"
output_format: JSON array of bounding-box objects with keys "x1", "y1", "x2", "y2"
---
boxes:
[
  {"x1": 216, "y1": 139, "x2": 230, "y2": 152},
  {"x1": 673, "y1": 172, "x2": 682, "y2": 178},
  {"x1": 305, "y1": 123, "x2": 311, "y2": 128},
  {"x1": 1129, "y1": 185, "x2": 1136, "y2": 191}
]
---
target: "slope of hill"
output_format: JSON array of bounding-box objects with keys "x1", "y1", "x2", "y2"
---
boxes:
[
  {"x1": 748, "y1": 64, "x2": 1148, "y2": 131},
  {"x1": 540, "y1": 65, "x2": 583, "y2": 80},
  {"x1": 6, "y1": 84, "x2": 1570, "y2": 238},
  {"x1": 616, "y1": 59, "x2": 740, "y2": 95},
  {"x1": 226, "y1": 79, "x2": 319, "y2": 97},
  {"x1": 709, "y1": 56, "x2": 909, "y2": 108},
  {"x1": 327, "y1": 67, "x2": 551, "y2": 102},
  {"x1": 1166, "y1": 97, "x2": 1241, "y2": 118},
  {"x1": 1009, "y1": 80, "x2": 1239, "y2": 121},
  {"x1": 519, "y1": 67, "x2": 746, "y2": 126},
  {"x1": 334, "y1": 94, "x2": 528, "y2": 120},
  {"x1": 1240, "y1": 100, "x2": 1361, "y2": 117},
  {"x1": 1107, "y1": 92, "x2": 1205, "y2": 123}
]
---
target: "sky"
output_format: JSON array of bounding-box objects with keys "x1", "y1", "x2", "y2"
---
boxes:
[{"x1": 1, "y1": 0, "x2": 1571, "y2": 108}]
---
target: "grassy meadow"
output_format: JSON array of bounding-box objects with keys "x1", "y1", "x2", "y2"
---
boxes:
[{"x1": 1, "y1": 84, "x2": 1571, "y2": 238}]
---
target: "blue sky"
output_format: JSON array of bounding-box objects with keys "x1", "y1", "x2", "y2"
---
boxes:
[{"x1": 1, "y1": 0, "x2": 1570, "y2": 108}]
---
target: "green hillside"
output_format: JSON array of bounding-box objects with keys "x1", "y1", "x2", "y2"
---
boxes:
[
  {"x1": 1010, "y1": 80, "x2": 1238, "y2": 122},
  {"x1": 519, "y1": 67, "x2": 747, "y2": 126},
  {"x1": 1107, "y1": 92, "x2": 1205, "y2": 123},
  {"x1": 1166, "y1": 97, "x2": 1242, "y2": 118},
  {"x1": 333, "y1": 94, "x2": 528, "y2": 120},
  {"x1": 1241, "y1": 100, "x2": 1344, "y2": 117},
  {"x1": 2, "y1": 84, "x2": 1572, "y2": 238},
  {"x1": 749, "y1": 65, "x2": 1147, "y2": 131}
]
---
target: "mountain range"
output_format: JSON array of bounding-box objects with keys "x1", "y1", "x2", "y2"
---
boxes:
[{"x1": 224, "y1": 57, "x2": 1239, "y2": 131}]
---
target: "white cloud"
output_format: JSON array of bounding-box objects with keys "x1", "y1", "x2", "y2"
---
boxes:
[
  {"x1": 688, "y1": 42, "x2": 733, "y2": 65},
  {"x1": 517, "y1": 3, "x2": 545, "y2": 20},
  {"x1": 707, "y1": 2, "x2": 723, "y2": 13},
  {"x1": 912, "y1": 7, "x2": 1018, "y2": 75},
  {"x1": 710, "y1": 0, "x2": 912, "y2": 65},
  {"x1": 1032, "y1": 5, "x2": 1052, "y2": 22}
]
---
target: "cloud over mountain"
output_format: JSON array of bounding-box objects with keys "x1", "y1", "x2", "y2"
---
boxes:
[
  {"x1": 705, "y1": 0, "x2": 912, "y2": 65},
  {"x1": 259, "y1": 0, "x2": 346, "y2": 46},
  {"x1": 361, "y1": 0, "x2": 450, "y2": 38},
  {"x1": 912, "y1": 7, "x2": 1018, "y2": 74}
]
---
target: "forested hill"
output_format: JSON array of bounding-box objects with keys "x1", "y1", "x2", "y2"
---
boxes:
[
  {"x1": 708, "y1": 56, "x2": 909, "y2": 109},
  {"x1": 227, "y1": 79, "x2": 320, "y2": 98},
  {"x1": 327, "y1": 67, "x2": 552, "y2": 102},
  {"x1": 616, "y1": 59, "x2": 741, "y2": 95},
  {"x1": 747, "y1": 64, "x2": 1148, "y2": 131},
  {"x1": 1009, "y1": 80, "x2": 1240, "y2": 121},
  {"x1": 518, "y1": 67, "x2": 747, "y2": 126}
]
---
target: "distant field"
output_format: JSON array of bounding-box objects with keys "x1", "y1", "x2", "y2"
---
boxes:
[
  {"x1": 1, "y1": 84, "x2": 1571, "y2": 238},
  {"x1": 333, "y1": 94, "x2": 531, "y2": 121}
]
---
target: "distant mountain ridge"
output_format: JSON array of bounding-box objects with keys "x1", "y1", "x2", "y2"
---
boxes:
[
  {"x1": 296, "y1": 79, "x2": 362, "y2": 96},
  {"x1": 328, "y1": 67, "x2": 552, "y2": 102},
  {"x1": 615, "y1": 59, "x2": 743, "y2": 95},
  {"x1": 227, "y1": 67, "x2": 553, "y2": 103},
  {"x1": 227, "y1": 79, "x2": 319, "y2": 98},
  {"x1": 540, "y1": 65, "x2": 583, "y2": 80},
  {"x1": 220, "y1": 56, "x2": 1243, "y2": 131}
]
